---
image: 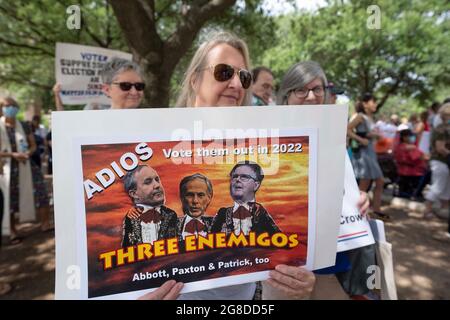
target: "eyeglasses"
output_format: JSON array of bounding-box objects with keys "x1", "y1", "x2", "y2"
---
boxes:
[
  {"x1": 231, "y1": 174, "x2": 257, "y2": 182},
  {"x1": 112, "y1": 82, "x2": 146, "y2": 91},
  {"x1": 203, "y1": 64, "x2": 252, "y2": 89},
  {"x1": 291, "y1": 86, "x2": 325, "y2": 99}
]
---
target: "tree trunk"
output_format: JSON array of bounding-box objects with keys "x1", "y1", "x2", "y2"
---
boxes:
[
  {"x1": 109, "y1": 0, "x2": 236, "y2": 108},
  {"x1": 142, "y1": 68, "x2": 171, "y2": 108}
]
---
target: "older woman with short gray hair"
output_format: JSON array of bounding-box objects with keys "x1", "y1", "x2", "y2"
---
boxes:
[
  {"x1": 277, "y1": 61, "x2": 370, "y2": 300},
  {"x1": 276, "y1": 61, "x2": 330, "y2": 106},
  {"x1": 53, "y1": 57, "x2": 145, "y2": 110},
  {"x1": 101, "y1": 57, "x2": 145, "y2": 109}
]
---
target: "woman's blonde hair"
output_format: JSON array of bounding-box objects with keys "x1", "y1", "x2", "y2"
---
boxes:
[{"x1": 175, "y1": 31, "x2": 252, "y2": 107}]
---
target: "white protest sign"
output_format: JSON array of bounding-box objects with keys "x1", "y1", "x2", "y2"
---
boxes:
[
  {"x1": 52, "y1": 105, "x2": 348, "y2": 299},
  {"x1": 55, "y1": 42, "x2": 132, "y2": 105},
  {"x1": 337, "y1": 154, "x2": 375, "y2": 252}
]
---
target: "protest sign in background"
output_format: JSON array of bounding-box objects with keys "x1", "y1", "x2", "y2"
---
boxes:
[{"x1": 55, "y1": 43, "x2": 132, "y2": 105}]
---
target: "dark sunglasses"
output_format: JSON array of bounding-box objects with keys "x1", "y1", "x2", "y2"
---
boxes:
[
  {"x1": 204, "y1": 64, "x2": 252, "y2": 89},
  {"x1": 112, "y1": 82, "x2": 146, "y2": 91}
]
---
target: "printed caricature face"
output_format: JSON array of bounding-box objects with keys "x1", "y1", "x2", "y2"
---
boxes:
[
  {"x1": 252, "y1": 70, "x2": 274, "y2": 105},
  {"x1": 130, "y1": 166, "x2": 165, "y2": 207},
  {"x1": 287, "y1": 77, "x2": 325, "y2": 105},
  {"x1": 102, "y1": 70, "x2": 144, "y2": 109},
  {"x1": 193, "y1": 43, "x2": 247, "y2": 107},
  {"x1": 230, "y1": 166, "x2": 260, "y2": 203},
  {"x1": 182, "y1": 178, "x2": 212, "y2": 218}
]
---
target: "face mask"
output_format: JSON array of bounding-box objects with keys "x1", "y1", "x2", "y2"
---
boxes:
[
  {"x1": 2, "y1": 105, "x2": 19, "y2": 118},
  {"x1": 447, "y1": 120, "x2": 450, "y2": 125},
  {"x1": 408, "y1": 136, "x2": 416, "y2": 144}
]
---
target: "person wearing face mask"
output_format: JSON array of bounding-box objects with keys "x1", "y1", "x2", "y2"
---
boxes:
[
  {"x1": 277, "y1": 61, "x2": 372, "y2": 299},
  {"x1": 0, "y1": 97, "x2": 53, "y2": 245},
  {"x1": 394, "y1": 129, "x2": 428, "y2": 199}
]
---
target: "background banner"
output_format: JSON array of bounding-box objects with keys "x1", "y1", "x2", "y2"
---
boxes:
[{"x1": 55, "y1": 42, "x2": 132, "y2": 105}]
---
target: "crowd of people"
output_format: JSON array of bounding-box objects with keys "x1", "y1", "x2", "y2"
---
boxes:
[
  {"x1": 1, "y1": 30, "x2": 449, "y2": 299},
  {"x1": 361, "y1": 99, "x2": 450, "y2": 226}
]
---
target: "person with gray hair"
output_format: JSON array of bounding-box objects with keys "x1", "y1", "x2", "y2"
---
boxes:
[
  {"x1": 177, "y1": 174, "x2": 214, "y2": 243},
  {"x1": 101, "y1": 57, "x2": 145, "y2": 109},
  {"x1": 277, "y1": 61, "x2": 371, "y2": 300},
  {"x1": 52, "y1": 57, "x2": 144, "y2": 110},
  {"x1": 276, "y1": 60, "x2": 330, "y2": 106}
]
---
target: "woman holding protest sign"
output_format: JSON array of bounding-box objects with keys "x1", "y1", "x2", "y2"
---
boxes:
[
  {"x1": 138, "y1": 31, "x2": 317, "y2": 301},
  {"x1": 277, "y1": 61, "x2": 372, "y2": 299},
  {"x1": 0, "y1": 97, "x2": 52, "y2": 244},
  {"x1": 53, "y1": 58, "x2": 145, "y2": 111}
]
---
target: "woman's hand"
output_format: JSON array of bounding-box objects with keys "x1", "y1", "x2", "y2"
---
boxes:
[
  {"x1": 357, "y1": 191, "x2": 370, "y2": 217},
  {"x1": 359, "y1": 138, "x2": 370, "y2": 146},
  {"x1": 264, "y1": 265, "x2": 315, "y2": 299},
  {"x1": 126, "y1": 207, "x2": 142, "y2": 220},
  {"x1": 11, "y1": 152, "x2": 29, "y2": 163},
  {"x1": 138, "y1": 280, "x2": 183, "y2": 300},
  {"x1": 53, "y1": 83, "x2": 61, "y2": 94}
]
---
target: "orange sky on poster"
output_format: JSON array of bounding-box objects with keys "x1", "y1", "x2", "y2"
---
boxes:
[{"x1": 81, "y1": 136, "x2": 311, "y2": 297}]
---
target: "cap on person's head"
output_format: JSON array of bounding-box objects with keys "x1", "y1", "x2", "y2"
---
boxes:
[{"x1": 327, "y1": 82, "x2": 344, "y2": 95}]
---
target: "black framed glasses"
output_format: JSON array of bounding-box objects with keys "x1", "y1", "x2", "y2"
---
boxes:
[
  {"x1": 292, "y1": 86, "x2": 325, "y2": 99},
  {"x1": 203, "y1": 64, "x2": 252, "y2": 89},
  {"x1": 112, "y1": 82, "x2": 146, "y2": 91},
  {"x1": 231, "y1": 174, "x2": 257, "y2": 182}
]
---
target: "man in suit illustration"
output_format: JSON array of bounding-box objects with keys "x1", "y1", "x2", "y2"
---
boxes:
[
  {"x1": 121, "y1": 165, "x2": 177, "y2": 247},
  {"x1": 211, "y1": 161, "x2": 281, "y2": 236},
  {"x1": 177, "y1": 173, "x2": 214, "y2": 241}
]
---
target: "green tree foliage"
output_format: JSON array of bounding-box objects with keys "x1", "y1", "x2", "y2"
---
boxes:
[
  {"x1": 0, "y1": 0, "x2": 126, "y2": 109},
  {"x1": 262, "y1": 0, "x2": 450, "y2": 111},
  {"x1": 0, "y1": 0, "x2": 278, "y2": 109},
  {"x1": 0, "y1": 0, "x2": 448, "y2": 114}
]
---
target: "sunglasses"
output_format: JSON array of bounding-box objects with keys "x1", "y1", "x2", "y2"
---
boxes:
[
  {"x1": 112, "y1": 82, "x2": 146, "y2": 91},
  {"x1": 203, "y1": 64, "x2": 252, "y2": 89}
]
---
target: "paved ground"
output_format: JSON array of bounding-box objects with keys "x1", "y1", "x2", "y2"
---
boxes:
[{"x1": 0, "y1": 196, "x2": 449, "y2": 300}]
